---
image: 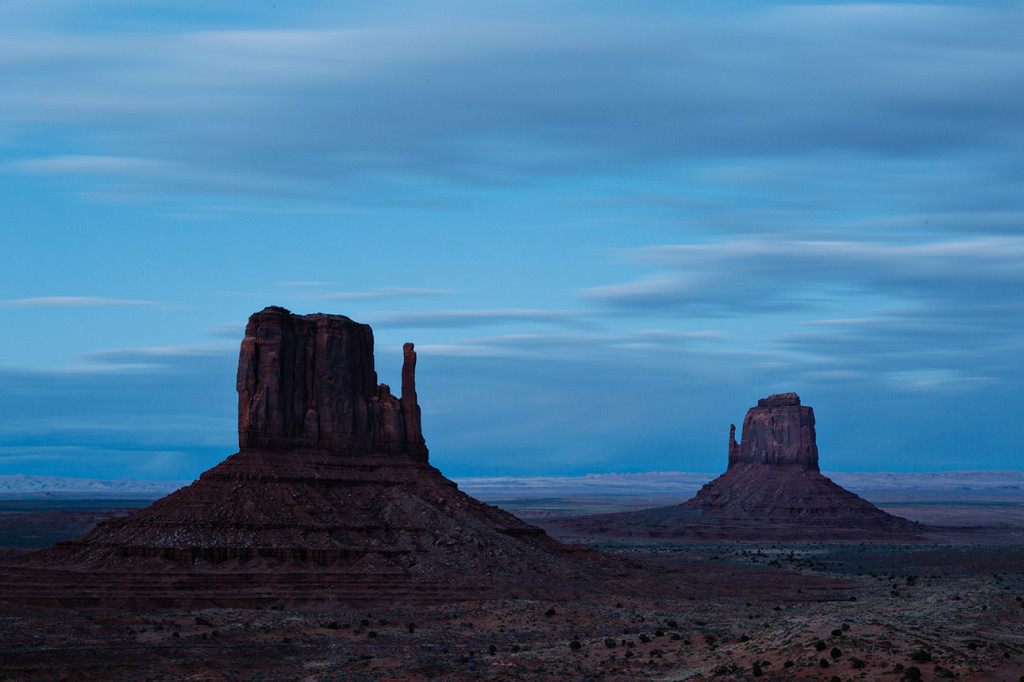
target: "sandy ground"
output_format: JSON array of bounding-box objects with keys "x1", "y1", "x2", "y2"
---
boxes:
[{"x1": 1, "y1": 542, "x2": 1023, "y2": 681}]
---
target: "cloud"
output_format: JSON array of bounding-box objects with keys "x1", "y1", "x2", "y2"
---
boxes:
[
  {"x1": 1, "y1": 2, "x2": 1022, "y2": 202},
  {"x1": 78, "y1": 343, "x2": 235, "y2": 368},
  {"x1": 0, "y1": 296, "x2": 161, "y2": 308},
  {"x1": 369, "y1": 308, "x2": 588, "y2": 329},
  {"x1": 585, "y1": 237, "x2": 1024, "y2": 314},
  {"x1": 315, "y1": 287, "x2": 459, "y2": 301}
]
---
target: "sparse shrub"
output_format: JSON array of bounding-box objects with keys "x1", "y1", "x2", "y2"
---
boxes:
[
  {"x1": 570, "y1": 640, "x2": 582, "y2": 651},
  {"x1": 639, "y1": 633, "x2": 651, "y2": 644},
  {"x1": 172, "y1": 631, "x2": 179, "y2": 638},
  {"x1": 195, "y1": 616, "x2": 212, "y2": 626},
  {"x1": 909, "y1": 649, "x2": 931, "y2": 663},
  {"x1": 751, "y1": 661, "x2": 763, "y2": 677},
  {"x1": 326, "y1": 621, "x2": 340, "y2": 630},
  {"x1": 831, "y1": 647, "x2": 842, "y2": 659},
  {"x1": 670, "y1": 633, "x2": 681, "y2": 641},
  {"x1": 666, "y1": 619, "x2": 678, "y2": 628},
  {"x1": 654, "y1": 629, "x2": 665, "y2": 637},
  {"x1": 604, "y1": 638, "x2": 616, "y2": 648},
  {"x1": 849, "y1": 657, "x2": 866, "y2": 669},
  {"x1": 510, "y1": 644, "x2": 521, "y2": 653},
  {"x1": 841, "y1": 623, "x2": 850, "y2": 631},
  {"x1": 360, "y1": 619, "x2": 370, "y2": 627},
  {"x1": 367, "y1": 631, "x2": 377, "y2": 638},
  {"x1": 740, "y1": 634, "x2": 750, "y2": 642}
]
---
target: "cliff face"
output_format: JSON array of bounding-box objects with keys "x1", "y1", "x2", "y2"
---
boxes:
[
  {"x1": 236, "y1": 306, "x2": 426, "y2": 459},
  {"x1": 727, "y1": 392, "x2": 819, "y2": 472}
]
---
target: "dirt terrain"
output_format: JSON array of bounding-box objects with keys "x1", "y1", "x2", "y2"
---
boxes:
[{"x1": 1, "y1": 540, "x2": 1023, "y2": 680}]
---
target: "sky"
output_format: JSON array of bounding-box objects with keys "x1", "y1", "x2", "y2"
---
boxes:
[{"x1": 1, "y1": 0, "x2": 1022, "y2": 480}]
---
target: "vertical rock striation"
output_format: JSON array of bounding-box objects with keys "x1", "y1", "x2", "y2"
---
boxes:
[
  {"x1": 727, "y1": 392, "x2": 819, "y2": 471},
  {"x1": 236, "y1": 306, "x2": 427, "y2": 459}
]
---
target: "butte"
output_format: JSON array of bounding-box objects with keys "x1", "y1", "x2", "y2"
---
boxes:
[
  {"x1": 0, "y1": 307, "x2": 595, "y2": 610},
  {"x1": 544, "y1": 393, "x2": 920, "y2": 542}
]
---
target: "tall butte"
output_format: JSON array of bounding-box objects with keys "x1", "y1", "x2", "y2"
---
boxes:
[
  {"x1": 3, "y1": 307, "x2": 589, "y2": 609},
  {"x1": 544, "y1": 392, "x2": 919, "y2": 541}
]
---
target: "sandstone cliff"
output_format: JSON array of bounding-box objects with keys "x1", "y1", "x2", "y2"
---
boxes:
[{"x1": 236, "y1": 306, "x2": 426, "y2": 458}]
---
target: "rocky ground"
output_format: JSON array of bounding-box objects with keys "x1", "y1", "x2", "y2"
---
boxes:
[{"x1": 2, "y1": 541, "x2": 1023, "y2": 681}]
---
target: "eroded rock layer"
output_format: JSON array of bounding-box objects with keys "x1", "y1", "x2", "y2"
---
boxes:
[{"x1": 1, "y1": 308, "x2": 595, "y2": 609}]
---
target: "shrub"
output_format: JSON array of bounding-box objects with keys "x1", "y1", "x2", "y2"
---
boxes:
[
  {"x1": 488, "y1": 644, "x2": 496, "y2": 655},
  {"x1": 910, "y1": 649, "x2": 932, "y2": 663},
  {"x1": 850, "y1": 656, "x2": 866, "y2": 669},
  {"x1": 903, "y1": 666, "x2": 922, "y2": 682},
  {"x1": 831, "y1": 628, "x2": 843, "y2": 637},
  {"x1": 544, "y1": 608, "x2": 556, "y2": 618},
  {"x1": 367, "y1": 631, "x2": 377, "y2": 639},
  {"x1": 831, "y1": 647, "x2": 842, "y2": 659},
  {"x1": 407, "y1": 622, "x2": 415, "y2": 633},
  {"x1": 783, "y1": 660, "x2": 794, "y2": 668},
  {"x1": 751, "y1": 661, "x2": 763, "y2": 677},
  {"x1": 639, "y1": 633, "x2": 651, "y2": 644},
  {"x1": 326, "y1": 621, "x2": 340, "y2": 630},
  {"x1": 814, "y1": 640, "x2": 828, "y2": 651},
  {"x1": 819, "y1": 658, "x2": 830, "y2": 668},
  {"x1": 570, "y1": 640, "x2": 582, "y2": 651},
  {"x1": 604, "y1": 638, "x2": 616, "y2": 648}
]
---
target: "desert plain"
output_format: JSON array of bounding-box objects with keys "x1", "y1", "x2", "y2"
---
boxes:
[{"x1": 2, "y1": 478, "x2": 1023, "y2": 682}]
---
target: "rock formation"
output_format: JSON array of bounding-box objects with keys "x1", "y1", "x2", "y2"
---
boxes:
[
  {"x1": 727, "y1": 392, "x2": 818, "y2": 471},
  {"x1": 236, "y1": 306, "x2": 426, "y2": 457},
  {"x1": 541, "y1": 393, "x2": 921, "y2": 542},
  {"x1": 1, "y1": 307, "x2": 593, "y2": 609}
]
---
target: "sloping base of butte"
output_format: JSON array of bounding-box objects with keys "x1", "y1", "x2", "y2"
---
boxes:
[{"x1": 0, "y1": 308, "x2": 596, "y2": 610}]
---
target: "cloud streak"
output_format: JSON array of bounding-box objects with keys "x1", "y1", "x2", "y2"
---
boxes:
[{"x1": 0, "y1": 296, "x2": 161, "y2": 308}]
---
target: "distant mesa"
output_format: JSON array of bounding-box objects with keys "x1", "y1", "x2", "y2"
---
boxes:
[
  {"x1": 1, "y1": 307, "x2": 593, "y2": 609},
  {"x1": 542, "y1": 393, "x2": 921, "y2": 542}
]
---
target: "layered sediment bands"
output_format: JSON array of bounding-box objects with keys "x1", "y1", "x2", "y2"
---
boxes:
[{"x1": 0, "y1": 307, "x2": 596, "y2": 609}]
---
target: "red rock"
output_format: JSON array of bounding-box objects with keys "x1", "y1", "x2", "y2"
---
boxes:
[
  {"x1": 728, "y1": 392, "x2": 818, "y2": 471},
  {"x1": 0, "y1": 307, "x2": 595, "y2": 609},
  {"x1": 541, "y1": 393, "x2": 921, "y2": 542}
]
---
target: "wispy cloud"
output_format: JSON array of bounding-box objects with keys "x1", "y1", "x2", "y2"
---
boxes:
[
  {"x1": 370, "y1": 308, "x2": 587, "y2": 329},
  {"x1": 315, "y1": 287, "x2": 458, "y2": 301},
  {"x1": 0, "y1": 296, "x2": 161, "y2": 308}
]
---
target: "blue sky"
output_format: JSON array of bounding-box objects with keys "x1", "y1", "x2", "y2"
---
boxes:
[{"x1": 1, "y1": 0, "x2": 1022, "y2": 479}]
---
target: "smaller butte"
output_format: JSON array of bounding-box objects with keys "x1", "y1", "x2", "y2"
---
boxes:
[{"x1": 544, "y1": 393, "x2": 921, "y2": 542}]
